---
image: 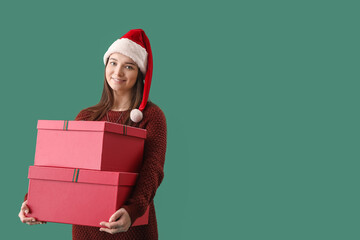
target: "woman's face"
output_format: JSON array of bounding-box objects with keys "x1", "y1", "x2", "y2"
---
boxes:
[{"x1": 105, "y1": 52, "x2": 139, "y2": 94}]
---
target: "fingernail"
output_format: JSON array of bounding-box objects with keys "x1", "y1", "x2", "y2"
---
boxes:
[{"x1": 32, "y1": 219, "x2": 36, "y2": 222}]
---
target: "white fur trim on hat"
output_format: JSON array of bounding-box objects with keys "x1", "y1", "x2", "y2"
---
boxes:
[
  {"x1": 130, "y1": 109, "x2": 143, "y2": 123},
  {"x1": 103, "y1": 38, "x2": 148, "y2": 75}
]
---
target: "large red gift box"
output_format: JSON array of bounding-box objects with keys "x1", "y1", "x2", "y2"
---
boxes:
[
  {"x1": 34, "y1": 120, "x2": 147, "y2": 172},
  {"x1": 27, "y1": 166, "x2": 149, "y2": 227}
]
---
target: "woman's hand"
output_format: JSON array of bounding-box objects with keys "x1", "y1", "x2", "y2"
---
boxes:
[
  {"x1": 18, "y1": 200, "x2": 47, "y2": 225},
  {"x1": 99, "y1": 208, "x2": 131, "y2": 234}
]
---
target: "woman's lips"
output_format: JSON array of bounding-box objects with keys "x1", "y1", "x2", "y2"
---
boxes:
[{"x1": 112, "y1": 77, "x2": 126, "y2": 83}]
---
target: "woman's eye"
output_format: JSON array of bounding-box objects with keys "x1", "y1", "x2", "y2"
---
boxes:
[
  {"x1": 110, "y1": 62, "x2": 116, "y2": 66},
  {"x1": 125, "y1": 65, "x2": 133, "y2": 70}
]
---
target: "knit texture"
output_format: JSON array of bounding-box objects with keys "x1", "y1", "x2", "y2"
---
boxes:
[
  {"x1": 20, "y1": 102, "x2": 166, "y2": 239},
  {"x1": 71, "y1": 102, "x2": 167, "y2": 240}
]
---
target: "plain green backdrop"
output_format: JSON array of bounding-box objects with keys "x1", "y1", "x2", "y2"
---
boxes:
[{"x1": 1, "y1": 0, "x2": 359, "y2": 239}]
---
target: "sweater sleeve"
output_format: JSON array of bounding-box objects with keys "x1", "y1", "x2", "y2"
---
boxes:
[{"x1": 122, "y1": 107, "x2": 167, "y2": 224}]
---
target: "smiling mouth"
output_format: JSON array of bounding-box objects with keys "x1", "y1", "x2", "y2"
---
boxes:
[{"x1": 112, "y1": 77, "x2": 126, "y2": 83}]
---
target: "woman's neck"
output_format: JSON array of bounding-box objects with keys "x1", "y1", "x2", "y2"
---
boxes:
[{"x1": 112, "y1": 91, "x2": 132, "y2": 111}]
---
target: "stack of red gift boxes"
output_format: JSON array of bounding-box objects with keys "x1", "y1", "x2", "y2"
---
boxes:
[{"x1": 26, "y1": 120, "x2": 149, "y2": 227}]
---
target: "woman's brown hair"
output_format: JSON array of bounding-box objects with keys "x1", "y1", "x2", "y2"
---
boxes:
[{"x1": 83, "y1": 58, "x2": 144, "y2": 126}]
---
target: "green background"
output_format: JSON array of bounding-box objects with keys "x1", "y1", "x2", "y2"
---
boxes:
[{"x1": 1, "y1": 0, "x2": 359, "y2": 239}]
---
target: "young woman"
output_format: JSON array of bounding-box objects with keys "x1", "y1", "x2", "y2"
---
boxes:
[{"x1": 19, "y1": 29, "x2": 167, "y2": 240}]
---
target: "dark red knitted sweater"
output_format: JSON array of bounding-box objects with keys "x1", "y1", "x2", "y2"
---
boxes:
[
  {"x1": 72, "y1": 102, "x2": 167, "y2": 240},
  {"x1": 23, "y1": 102, "x2": 167, "y2": 239},
  {"x1": 69, "y1": 102, "x2": 167, "y2": 239}
]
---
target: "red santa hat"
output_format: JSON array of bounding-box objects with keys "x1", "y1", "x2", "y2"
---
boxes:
[{"x1": 103, "y1": 29, "x2": 153, "y2": 123}]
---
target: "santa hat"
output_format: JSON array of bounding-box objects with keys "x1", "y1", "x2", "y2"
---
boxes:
[{"x1": 103, "y1": 29, "x2": 153, "y2": 123}]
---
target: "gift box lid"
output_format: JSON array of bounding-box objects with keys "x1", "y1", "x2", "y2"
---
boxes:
[
  {"x1": 28, "y1": 166, "x2": 138, "y2": 186},
  {"x1": 37, "y1": 120, "x2": 147, "y2": 139}
]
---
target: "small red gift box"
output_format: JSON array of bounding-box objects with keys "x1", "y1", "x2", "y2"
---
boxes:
[
  {"x1": 26, "y1": 166, "x2": 149, "y2": 227},
  {"x1": 34, "y1": 120, "x2": 147, "y2": 172}
]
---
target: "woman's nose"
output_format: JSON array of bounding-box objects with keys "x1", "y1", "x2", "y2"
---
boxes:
[{"x1": 114, "y1": 66, "x2": 124, "y2": 76}]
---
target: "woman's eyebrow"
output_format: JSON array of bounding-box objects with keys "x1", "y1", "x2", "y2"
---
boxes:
[
  {"x1": 109, "y1": 58, "x2": 135, "y2": 65},
  {"x1": 109, "y1": 58, "x2": 136, "y2": 66}
]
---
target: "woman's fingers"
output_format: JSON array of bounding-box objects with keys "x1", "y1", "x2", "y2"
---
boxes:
[
  {"x1": 21, "y1": 215, "x2": 47, "y2": 225},
  {"x1": 108, "y1": 209, "x2": 124, "y2": 222},
  {"x1": 100, "y1": 221, "x2": 118, "y2": 229},
  {"x1": 18, "y1": 201, "x2": 32, "y2": 223},
  {"x1": 99, "y1": 222, "x2": 125, "y2": 234},
  {"x1": 21, "y1": 200, "x2": 30, "y2": 214},
  {"x1": 26, "y1": 220, "x2": 47, "y2": 225},
  {"x1": 20, "y1": 214, "x2": 47, "y2": 225},
  {"x1": 99, "y1": 228, "x2": 118, "y2": 234},
  {"x1": 99, "y1": 208, "x2": 131, "y2": 234},
  {"x1": 19, "y1": 200, "x2": 47, "y2": 225},
  {"x1": 99, "y1": 226, "x2": 124, "y2": 234},
  {"x1": 20, "y1": 216, "x2": 36, "y2": 223}
]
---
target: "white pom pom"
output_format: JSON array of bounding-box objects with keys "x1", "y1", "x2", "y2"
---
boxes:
[{"x1": 130, "y1": 109, "x2": 143, "y2": 123}]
